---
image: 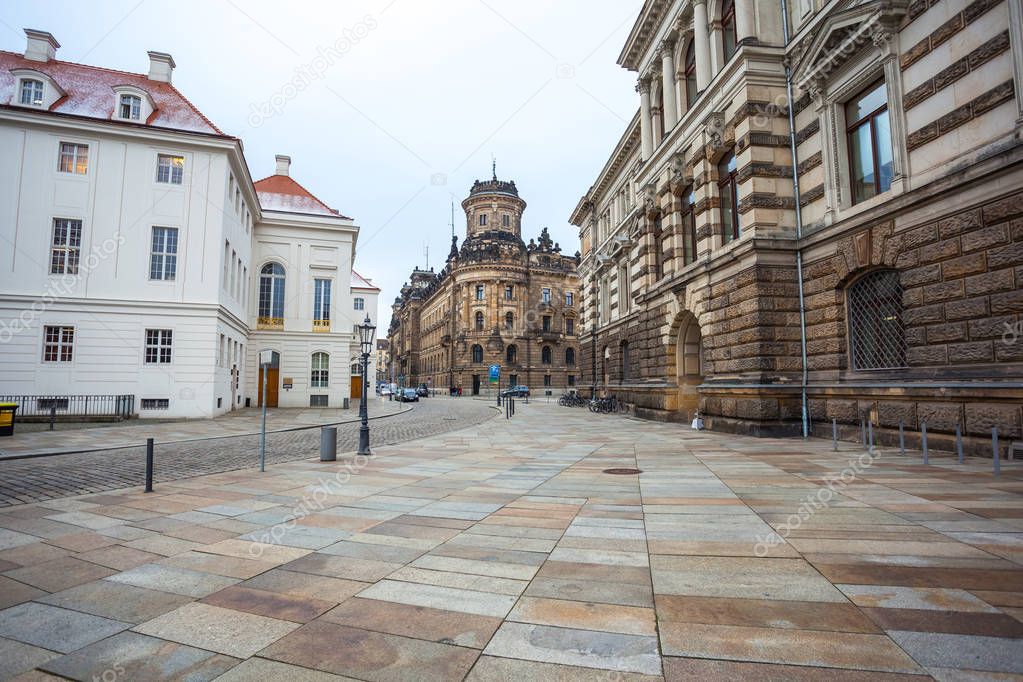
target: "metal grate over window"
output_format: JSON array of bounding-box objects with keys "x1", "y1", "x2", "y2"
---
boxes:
[{"x1": 848, "y1": 270, "x2": 907, "y2": 370}]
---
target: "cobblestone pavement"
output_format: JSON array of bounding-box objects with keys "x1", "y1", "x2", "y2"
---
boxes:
[
  {"x1": 0, "y1": 402, "x2": 1020, "y2": 680},
  {"x1": 0, "y1": 399, "x2": 496, "y2": 507}
]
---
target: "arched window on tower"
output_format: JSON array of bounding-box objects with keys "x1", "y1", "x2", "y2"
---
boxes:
[
  {"x1": 506, "y1": 344, "x2": 517, "y2": 364},
  {"x1": 565, "y1": 347, "x2": 575, "y2": 366},
  {"x1": 475, "y1": 311, "x2": 485, "y2": 332},
  {"x1": 541, "y1": 346, "x2": 552, "y2": 364},
  {"x1": 472, "y1": 344, "x2": 483, "y2": 363},
  {"x1": 505, "y1": 311, "x2": 514, "y2": 329},
  {"x1": 847, "y1": 270, "x2": 906, "y2": 370}
]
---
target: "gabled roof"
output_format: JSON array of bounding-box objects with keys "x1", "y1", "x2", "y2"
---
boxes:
[
  {"x1": 351, "y1": 270, "x2": 379, "y2": 291},
  {"x1": 253, "y1": 174, "x2": 350, "y2": 219},
  {"x1": 0, "y1": 50, "x2": 223, "y2": 135}
]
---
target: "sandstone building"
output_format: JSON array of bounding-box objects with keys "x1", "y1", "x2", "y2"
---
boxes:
[
  {"x1": 389, "y1": 175, "x2": 581, "y2": 395},
  {"x1": 570, "y1": 0, "x2": 1022, "y2": 452}
]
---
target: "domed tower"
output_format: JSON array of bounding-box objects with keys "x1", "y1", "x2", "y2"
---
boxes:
[{"x1": 461, "y1": 167, "x2": 527, "y2": 239}]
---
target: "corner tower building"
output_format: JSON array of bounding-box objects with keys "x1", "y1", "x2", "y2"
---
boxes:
[{"x1": 388, "y1": 175, "x2": 581, "y2": 395}]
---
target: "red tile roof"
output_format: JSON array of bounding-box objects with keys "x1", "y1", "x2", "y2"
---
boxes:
[
  {"x1": 0, "y1": 50, "x2": 223, "y2": 135},
  {"x1": 253, "y1": 174, "x2": 350, "y2": 219}
]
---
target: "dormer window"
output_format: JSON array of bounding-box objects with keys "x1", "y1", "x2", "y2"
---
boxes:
[
  {"x1": 119, "y1": 94, "x2": 141, "y2": 120},
  {"x1": 19, "y1": 79, "x2": 44, "y2": 106}
]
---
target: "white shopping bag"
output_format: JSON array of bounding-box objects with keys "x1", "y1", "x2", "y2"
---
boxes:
[{"x1": 691, "y1": 412, "x2": 704, "y2": 430}]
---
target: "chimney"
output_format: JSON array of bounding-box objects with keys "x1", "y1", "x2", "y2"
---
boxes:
[
  {"x1": 275, "y1": 155, "x2": 291, "y2": 176},
  {"x1": 24, "y1": 29, "x2": 59, "y2": 62},
  {"x1": 147, "y1": 51, "x2": 176, "y2": 83}
]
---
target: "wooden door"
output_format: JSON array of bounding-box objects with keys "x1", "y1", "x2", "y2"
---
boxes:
[
  {"x1": 350, "y1": 375, "x2": 362, "y2": 400},
  {"x1": 472, "y1": 375, "x2": 480, "y2": 395},
  {"x1": 258, "y1": 367, "x2": 279, "y2": 407}
]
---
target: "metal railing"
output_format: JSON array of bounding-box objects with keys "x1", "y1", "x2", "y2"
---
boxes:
[{"x1": 0, "y1": 395, "x2": 135, "y2": 420}]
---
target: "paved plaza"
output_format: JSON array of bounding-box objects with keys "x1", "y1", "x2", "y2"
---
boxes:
[{"x1": 0, "y1": 402, "x2": 1021, "y2": 680}]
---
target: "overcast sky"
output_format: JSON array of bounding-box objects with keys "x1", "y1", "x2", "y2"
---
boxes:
[{"x1": 3, "y1": 0, "x2": 641, "y2": 322}]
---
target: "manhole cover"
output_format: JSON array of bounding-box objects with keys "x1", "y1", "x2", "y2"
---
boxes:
[{"x1": 603, "y1": 468, "x2": 642, "y2": 475}]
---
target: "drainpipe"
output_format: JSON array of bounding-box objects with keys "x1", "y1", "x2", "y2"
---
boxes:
[{"x1": 780, "y1": 0, "x2": 810, "y2": 439}]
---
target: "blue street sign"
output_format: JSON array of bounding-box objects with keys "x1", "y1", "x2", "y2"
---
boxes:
[{"x1": 488, "y1": 364, "x2": 500, "y2": 383}]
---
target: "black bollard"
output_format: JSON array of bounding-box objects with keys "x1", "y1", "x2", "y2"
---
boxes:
[
  {"x1": 832, "y1": 418, "x2": 837, "y2": 452},
  {"x1": 921, "y1": 420, "x2": 929, "y2": 465},
  {"x1": 956, "y1": 423, "x2": 964, "y2": 464},
  {"x1": 868, "y1": 420, "x2": 874, "y2": 453},
  {"x1": 145, "y1": 438, "x2": 154, "y2": 493},
  {"x1": 993, "y1": 426, "x2": 1001, "y2": 477},
  {"x1": 899, "y1": 419, "x2": 905, "y2": 456},
  {"x1": 49, "y1": 405, "x2": 56, "y2": 431}
]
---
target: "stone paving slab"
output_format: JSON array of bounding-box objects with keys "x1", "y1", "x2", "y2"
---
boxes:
[{"x1": 0, "y1": 402, "x2": 1021, "y2": 679}]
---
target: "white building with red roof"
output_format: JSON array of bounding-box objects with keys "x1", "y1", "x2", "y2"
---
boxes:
[{"x1": 0, "y1": 29, "x2": 377, "y2": 417}]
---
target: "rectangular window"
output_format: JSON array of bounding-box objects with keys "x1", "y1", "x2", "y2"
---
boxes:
[
  {"x1": 50, "y1": 218, "x2": 82, "y2": 275},
  {"x1": 504, "y1": 285, "x2": 513, "y2": 300},
  {"x1": 846, "y1": 79, "x2": 893, "y2": 205},
  {"x1": 542, "y1": 288, "x2": 551, "y2": 304},
  {"x1": 719, "y1": 153, "x2": 740, "y2": 243},
  {"x1": 619, "y1": 266, "x2": 630, "y2": 314},
  {"x1": 42, "y1": 325, "x2": 74, "y2": 362},
  {"x1": 476, "y1": 285, "x2": 485, "y2": 301},
  {"x1": 502, "y1": 214, "x2": 510, "y2": 227},
  {"x1": 58, "y1": 142, "x2": 89, "y2": 174},
  {"x1": 544, "y1": 375, "x2": 552, "y2": 387},
  {"x1": 310, "y1": 395, "x2": 328, "y2": 407},
  {"x1": 20, "y1": 79, "x2": 43, "y2": 106},
  {"x1": 542, "y1": 315, "x2": 551, "y2": 332},
  {"x1": 566, "y1": 318, "x2": 574, "y2": 335},
  {"x1": 140, "y1": 398, "x2": 169, "y2": 410},
  {"x1": 144, "y1": 329, "x2": 173, "y2": 364},
  {"x1": 314, "y1": 279, "x2": 332, "y2": 322},
  {"x1": 479, "y1": 214, "x2": 487, "y2": 226},
  {"x1": 354, "y1": 297, "x2": 365, "y2": 311},
  {"x1": 565, "y1": 292, "x2": 574, "y2": 306},
  {"x1": 568, "y1": 375, "x2": 576, "y2": 386},
  {"x1": 509, "y1": 374, "x2": 518, "y2": 387},
  {"x1": 120, "y1": 94, "x2": 141, "y2": 120},
  {"x1": 150, "y1": 227, "x2": 178, "y2": 280},
  {"x1": 156, "y1": 154, "x2": 184, "y2": 184}
]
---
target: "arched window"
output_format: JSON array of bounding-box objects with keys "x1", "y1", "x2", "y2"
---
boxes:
[
  {"x1": 620, "y1": 341, "x2": 630, "y2": 381},
  {"x1": 722, "y1": 0, "x2": 737, "y2": 61},
  {"x1": 682, "y1": 186, "x2": 697, "y2": 265},
  {"x1": 472, "y1": 344, "x2": 483, "y2": 363},
  {"x1": 847, "y1": 270, "x2": 906, "y2": 370},
  {"x1": 684, "y1": 42, "x2": 698, "y2": 108},
  {"x1": 541, "y1": 346, "x2": 552, "y2": 364},
  {"x1": 475, "y1": 311, "x2": 485, "y2": 332},
  {"x1": 258, "y1": 262, "x2": 285, "y2": 321},
  {"x1": 505, "y1": 311, "x2": 514, "y2": 329},
  {"x1": 718, "y1": 153, "x2": 740, "y2": 243},
  {"x1": 506, "y1": 344, "x2": 517, "y2": 364},
  {"x1": 565, "y1": 347, "x2": 575, "y2": 366},
  {"x1": 311, "y1": 352, "x2": 329, "y2": 388}
]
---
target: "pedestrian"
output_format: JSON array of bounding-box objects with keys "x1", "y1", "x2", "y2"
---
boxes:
[{"x1": 457, "y1": 385, "x2": 462, "y2": 397}]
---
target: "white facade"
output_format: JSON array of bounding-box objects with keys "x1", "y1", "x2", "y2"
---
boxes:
[{"x1": 0, "y1": 30, "x2": 377, "y2": 418}]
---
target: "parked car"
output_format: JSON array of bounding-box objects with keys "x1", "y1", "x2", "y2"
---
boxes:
[
  {"x1": 379, "y1": 386, "x2": 393, "y2": 396},
  {"x1": 500, "y1": 385, "x2": 530, "y2": 398},
  {"x1": 396, "y1": 388, "x2": 419, "y2": 402},
  {"x1": 416, "y1": 384, "x2": 430, "y2": 397}
]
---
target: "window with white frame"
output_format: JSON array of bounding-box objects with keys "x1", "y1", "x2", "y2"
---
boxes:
[
  {"x1": 19, "y1": 78, "x2": 43, "y2": 106},
  {"x1": 150, "y1": 226, "x2": 178, "y2": 280},
  {"x1": 144, "y1": 329, "x2": 173, "y2": 364},
  {"x1": 58, "y1": 142, "x2": 88, "y2": 175},
  {"x1": 156, "y1": 154, "x2": 184, "y2": 184},
  {"x1": 50, "y1": 218, "x2": 82, "y2": 275},
  {"x1": 311, "y1": 352, "x2": 329, "y2": 387},
  {"x1": 314, "y1": 279, "x2": 332, "y2": 322},
  {"x1": 479, "y1": 214, "x2": 487, "y2": 226},
  {"x1": 541, "y1": 288, "x2": 551, "y2": 304},
  {"x1": 259, "y1": 263, "x2": 286, "y2": 319},
  {"x1": 42, "y1": 325, "x2": 74, "y2": 362},
  {"x1": 502, "y1": 214, "x2": 510, "y2": 227},
  {"x1": 354, "y1": 297, "x2": 365, "y2": 311},
  {"x1": 119, "y1": 94, "x2": 141, "y2": 120},
  {"x1": 565, "y1": 291, "x2": 573, "y2": 306}
]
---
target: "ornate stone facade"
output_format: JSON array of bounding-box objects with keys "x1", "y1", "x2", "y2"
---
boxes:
[
  {"x1": 388, "y1": 176, "x2": 581, "y2": 395},
  {"x1": 571, "y1": 0, "x2": 1023, "y2": 454}
]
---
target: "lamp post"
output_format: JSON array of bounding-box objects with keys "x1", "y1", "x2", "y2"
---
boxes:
[{"x1": 357, "y1": 315, "x2": 376, "y2": 457}]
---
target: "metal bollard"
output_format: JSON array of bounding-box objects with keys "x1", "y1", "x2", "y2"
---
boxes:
[
  {"x1": 993, "y1": 426, "x2": 1000, "y2": 477},
  {"x1": 49, "y1": 406, "x2": 56, "y2": 431},
  {"x1": 832, "y1": 418, "x2": 838, "y2": 452},
  {"x1": 921, "y1": 420, "x2": 929, "y2": 465},
  {"x1": 860, "y1": 418, "x2": 866, "y2": 448},
  {"x1": 899, "y1": 419, "x2": 905, "y2": 456},
  {"x1": 145, "y1": 438, "x2": 154, "y2": 493},
  {"x1": 320, "y1": 426, "x2": 337, "y2": 462},
  {"x1": 868, "y1": 420, "x2": 874, "y2": 453},
  {"x1": 956, "y1": 423, "x2": 964, "y2": 464}
]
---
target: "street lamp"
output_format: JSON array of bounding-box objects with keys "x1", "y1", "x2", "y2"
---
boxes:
[{"x1": 357, "y1": 315, "x2": 376, "y2": 456}]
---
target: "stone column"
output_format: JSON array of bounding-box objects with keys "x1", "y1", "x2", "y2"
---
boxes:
[
  {"x1": 735, "y1": 0, "x2": 755, "y2": 46},
  {"x1": 637, "y1": 77, "x2": 653, "y2": 160},
  {"x1": 693, "y1": 0, "x2": 712, "y2": 91},
  {"x1": 659, "y1": 40, "x2": 678, "y2": 131}
]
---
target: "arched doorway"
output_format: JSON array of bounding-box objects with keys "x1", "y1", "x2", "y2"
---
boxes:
[
  {"x1": 257, "y1": 350, "x2": 281, "y2": 407},
  {"x1": 675, "y1": 313, "x2": 703, "y2": 418}
]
